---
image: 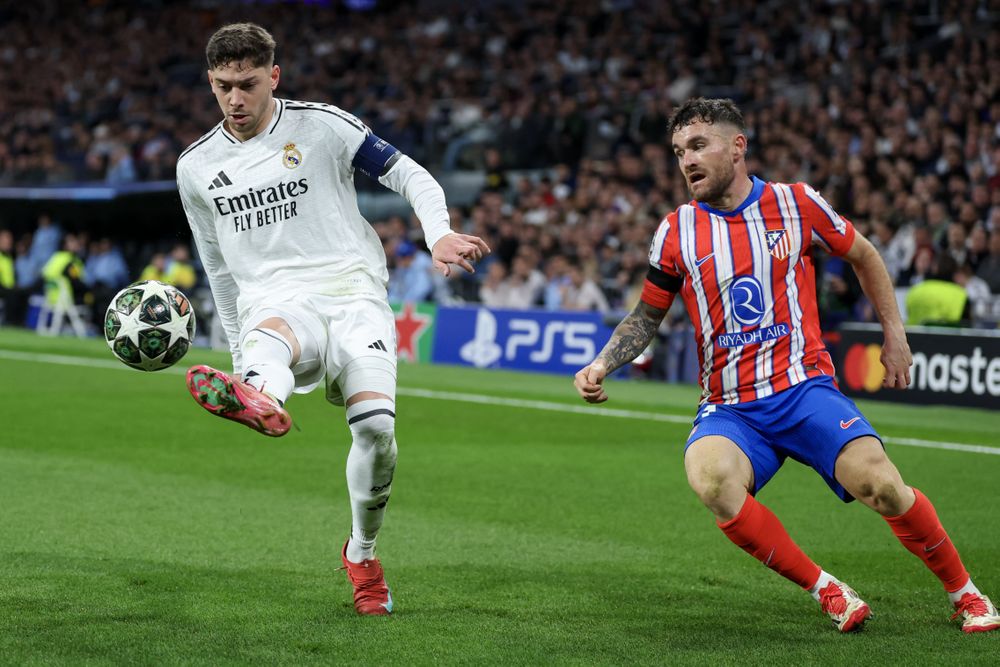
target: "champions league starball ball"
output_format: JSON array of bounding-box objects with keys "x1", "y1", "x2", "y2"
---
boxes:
[{"x1": 104, "y1": 280, "x2": 196, "y2": 371}]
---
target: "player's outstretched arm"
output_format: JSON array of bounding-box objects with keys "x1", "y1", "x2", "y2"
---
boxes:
[
  {"x1": 843, "y1": 233, "x2": 912, "y2": 389},
  {"x1": 431, "y1": 233, "x2": 491, "y2": 277},
  {"x1": 574, "y1": 300, "x2": 668, "y2": 403},
  {"x1": 375, "y1": 153, "x2": 491, "y2": 276}
]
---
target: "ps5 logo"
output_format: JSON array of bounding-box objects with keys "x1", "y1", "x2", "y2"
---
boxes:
[
  {"x1": 460, "y1": 309, "x2": 597, "y2": 368},
  {"x1": 460, "y1": 309, "x2": 503, "y2": 367},
  {"x1": 729, "y1": 275, "x2": 765, "y2": 326}
]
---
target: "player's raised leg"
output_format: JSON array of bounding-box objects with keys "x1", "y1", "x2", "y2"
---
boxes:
[
  {"x1": 835, "y1": 437, "x2": 1000, "y2": 633},
  {"x1": 338, "y1": 357, "x2": 397, "y2": 615},
  {"x1": 187, "y1": 316, "x2": 295, "y2": 436},
  {"x1": 685, "y1": 435, "x2": 871, "y2": 632}
]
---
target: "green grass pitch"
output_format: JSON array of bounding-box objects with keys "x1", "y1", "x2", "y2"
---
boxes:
[{"x1": 1, "y1": 327, "x2": 998, "y2": 665}]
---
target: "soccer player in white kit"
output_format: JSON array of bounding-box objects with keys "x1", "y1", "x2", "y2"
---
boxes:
[{"x1": 176, "y1": 23, "x2": 490, "y2": 615}]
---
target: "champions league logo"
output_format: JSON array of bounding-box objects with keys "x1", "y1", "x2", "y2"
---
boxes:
[{"x1": 729, "y1": 275, "x2": 765, "y2": 326}]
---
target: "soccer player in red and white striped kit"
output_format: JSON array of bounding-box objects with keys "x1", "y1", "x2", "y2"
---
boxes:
[{"x1": 575, "y1": 98, "x2": 999, "y2": 633}]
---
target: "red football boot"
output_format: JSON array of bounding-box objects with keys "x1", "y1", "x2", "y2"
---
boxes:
[
  {"x1": 186, "y1": 365, "x2": 291, "y2": 437},
  {"x1": 819, "y1": 581, "x2": 872, "y2": 632},
  {"x1": 341, "y1": 541, "x2": 393, "y2": 615},
  {"x1": 952, "y1": 592, "x2": 1000, "y2": 633}
]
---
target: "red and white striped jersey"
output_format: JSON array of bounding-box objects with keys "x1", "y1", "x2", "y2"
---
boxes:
[{"x1": 641, "y1": 176, "x2": 856, "y2": 404}]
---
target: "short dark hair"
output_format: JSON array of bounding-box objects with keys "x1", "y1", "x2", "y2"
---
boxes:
[
  {"x1": 206, "y1": 23, "x2": 276, "y2": 70},
  {"x1": 666, "y1": 98, "x2": 746, "y2": 137}
]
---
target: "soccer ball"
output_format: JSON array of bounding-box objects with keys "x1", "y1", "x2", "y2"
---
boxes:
[{"x1": 104, "y1": 280, "x2": 196, "y2": 371}]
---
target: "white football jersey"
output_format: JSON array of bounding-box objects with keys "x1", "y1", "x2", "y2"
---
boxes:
[{"x1": 176, "y1": 97, "x2": 452, "y2": 367}]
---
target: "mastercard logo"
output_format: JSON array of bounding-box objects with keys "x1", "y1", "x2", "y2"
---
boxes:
[{"x1": 842, "y1": 343, "x2": 886, "y2": 392}]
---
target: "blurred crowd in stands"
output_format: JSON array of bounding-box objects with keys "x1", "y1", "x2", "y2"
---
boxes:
[
  {"x1": 1, "y1": 0, "x2": 999, "y2": 330},
  {"x1": 0, "y1": 213, "x2": 197, "y2": 330}
]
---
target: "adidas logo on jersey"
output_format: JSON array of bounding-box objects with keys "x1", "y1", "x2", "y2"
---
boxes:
[
  {"x1": 367, "y1": 340, "x2": 388, "y2": 352},
  {"x1": 208, "y1": 170, "x2": 233, "y2": 190}
]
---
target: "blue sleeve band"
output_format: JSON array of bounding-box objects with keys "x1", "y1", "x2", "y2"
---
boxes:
[{"x1": 352, "y1": 133, "x2": 403, "y2": 180}]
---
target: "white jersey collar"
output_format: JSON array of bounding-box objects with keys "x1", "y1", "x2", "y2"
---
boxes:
[{"x1": 219, "y1": 98, "x2": 284, "y2": 145}]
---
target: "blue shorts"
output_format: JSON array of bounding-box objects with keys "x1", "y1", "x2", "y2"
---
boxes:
[{"x1": 684, "y1": 376, "x2": 881, "y2": 502}]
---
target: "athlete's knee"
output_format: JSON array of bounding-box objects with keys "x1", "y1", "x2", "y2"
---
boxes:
[
  {"x1": 351, "y1": 412, "x2": 395, "y2": 447},
  {"x1": 239, "y1": 327, "x2": 297, "y2": 400},
  {"x1": 251, "y1": 317, "x2": 301, "y2": 362},
  {"x1": 347, "y1": 399, "x2": 396, "y2": 451},
  {"x1": 685, "y1": 440, "x2": 752, "y2": 519},
  {"x1": 690, "y1": 477, "x2": 746, "y2": 519},
  {"x1": 345, "y1": 400, "x2": 396, "y2": 510},
  {"x1": 854, "y1": 476, "x2": 910, "y2": 515},
  {"x1": 686, "y1": 461, "x2": 746, "y2": 518},
  {"x1": 848, "y1": 461, "x2": 909, "y2": 514},
  {"x1": 837, "y1": 438, "x2": 911, "y2": 515}
]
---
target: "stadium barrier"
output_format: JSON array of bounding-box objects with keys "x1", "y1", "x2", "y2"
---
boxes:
[
  {"x1": 386, "y1": 303, "x2": 614, "y2": 375},
  {"x1": 838, "y1": 323, "x2": 1000, "y2": 410},
  {"x1": 431, "y1": 305, "x2": 615, "y2": 375}
]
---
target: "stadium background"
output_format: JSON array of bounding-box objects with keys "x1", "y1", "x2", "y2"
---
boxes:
[{"x1": 1, "y1": 0, "x2": 999, "y2": 664}]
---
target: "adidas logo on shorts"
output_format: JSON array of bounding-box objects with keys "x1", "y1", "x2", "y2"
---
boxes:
[{"x1": 367, "y1": 340, "x2": 388, "y2": 352}]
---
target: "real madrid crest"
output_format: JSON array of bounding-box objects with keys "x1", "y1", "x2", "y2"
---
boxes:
[{"x1": 282, "y1": 142, "x2": 302, "y2": 169}]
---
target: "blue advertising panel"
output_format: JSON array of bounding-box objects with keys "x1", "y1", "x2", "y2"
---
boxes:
[{"x1": 432, "y1": 306, "x2": 615, "y2": 375}]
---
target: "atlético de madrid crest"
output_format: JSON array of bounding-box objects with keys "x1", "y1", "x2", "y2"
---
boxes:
[
  {"x1": 765, "y1": 229, "x2": 790, "y2": 260},
  {"x1": 282, "y1": 143, "x2": 302, "y2": 169}
]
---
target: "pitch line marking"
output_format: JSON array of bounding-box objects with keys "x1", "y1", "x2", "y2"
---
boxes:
[{"x1": 1, "y1": 348, "x2": 998, "y2": 456}]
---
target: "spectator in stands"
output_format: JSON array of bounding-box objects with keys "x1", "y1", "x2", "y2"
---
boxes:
[
  {"x1": 0, "y1": 229, "x2": 16, "y2": 323},
  {"x1": 85, "y1": 237, "x2": 131, "y2": 325},
  {"x1": 869, "y1": 220, "x2": 901, "y2": 282},
  {"x1": 105, "y1": 145, "x2": 138, "y2": 184},
  {"x1": 542, "y1": 254, "x2": 571, "y2": 310},
  {"x1": 817, "y1": 256, "x2": 863, "y2": 330},
  {"x1": 25, "y1": 214, "x2": 61, "y2": 282},
  {"x1": 977, "y1": 231, "x2": 1000, "y2": 294},
  {"x1": 886, "y1": 218, "x2": 917, "y2": 285},
  {"x1": 139, "y1": 253, "x2": 167, "y2": 283},
  {"x1": 561, "y1": 262, "x2": 610, "y2": 314},
  {"x1": 41, "y1": 233, "x2": 87, "y2": 310},
  {"x1": 163, "y1": 244, "x2": 197, "y2": 291},
  {"x1": 967, "y1": 226, "x2": 989, "y2": 273},
  {"x1": 609, "y1": 248, "x2": 649, "y2": 312},
  {"x1": 501, "y1": 253, "x2": 546, "y2": 310},
  {"x1": 85, "y1": 238, "x2": 130, "y2": 291},
  {"x1": 387, "y1": 241, "x2": 434, "y2": 304},
  {"x1": 13, "y1": 233, "x2": 36, "y2": 289},
  {"x1": 478, "y1": 261, "x2": 511, "y2": 308},
  {"x1": 898, "y1": 245, "x2": 936, "y2": 288},
  {"x1": 942, "y1": 222, "x2": 969, "y2": 268},
  {"x1": 481, "y1": 148, "x2": 510, "y2": 194},
  {"x1": 1, "y1": 231, "x2": 35, "y2": 327},
  {"x1": 953, "y1": 263, "x2": 992, "y2": 313},
  {"x1": 0, "y1": 230, "x2": 13, "y2": 291}
]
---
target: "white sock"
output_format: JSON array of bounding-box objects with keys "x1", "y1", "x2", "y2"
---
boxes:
[
  {"x1": 344, "y1": 398, "x2": 397, "y2": 563},
  {"x1": 241, "y1": 328, "x2": 295, "y2": 404},
  {"x1": 809, "y1": 571, "x2": 839, "y2": 602},
  {"x1": 948, "y1": 577, "x2": 980, "y2": 605}
]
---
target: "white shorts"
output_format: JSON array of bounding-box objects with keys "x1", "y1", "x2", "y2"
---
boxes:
[{"x1": 239, "y1": 294, "x2": 397, "y2": 406}]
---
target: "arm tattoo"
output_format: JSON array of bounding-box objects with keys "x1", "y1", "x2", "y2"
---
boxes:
[{"x1": 595, "y1": 301, "x2": 668, "y2": 373}]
